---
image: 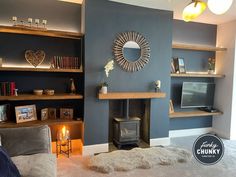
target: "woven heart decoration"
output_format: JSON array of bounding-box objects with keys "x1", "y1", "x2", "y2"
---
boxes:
[{"x1": 25, "y1": 50, "x2": 45, "y2": 68}]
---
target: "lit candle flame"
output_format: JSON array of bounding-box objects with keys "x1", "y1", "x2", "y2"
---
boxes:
[{"x1": 62, "y1": 126, "x2": 66, "y2": 137}]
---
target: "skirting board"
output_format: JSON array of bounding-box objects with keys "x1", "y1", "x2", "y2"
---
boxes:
[
  {"x1": 150, "y1": 137, "x2": 170, "y2": 146},
  {"x1": 169, "y1": 127, "x2": 213, "y2": 138},
  {"x1": 83, "y1": 143, "x2": 109, "y2": 156}
]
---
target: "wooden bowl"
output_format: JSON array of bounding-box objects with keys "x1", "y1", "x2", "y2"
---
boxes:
[
  {"x1": 44, "y1": 89, "x2": 55, "y2": 96},
  {"x1": 33, "y1": 89, "x2": 43, "y2": 96}
]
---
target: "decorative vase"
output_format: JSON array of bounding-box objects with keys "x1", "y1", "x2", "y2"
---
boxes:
[{"x1": 100, "y1": 86, "x2": 108, "y2": 94}]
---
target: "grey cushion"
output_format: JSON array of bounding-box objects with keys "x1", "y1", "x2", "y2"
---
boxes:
[
  {"x1": 0, "y1": 125, "x2": 51, "y2": 157},
  {"x1": 12, "y1": 153, "x2": 56, "y2": 177}
]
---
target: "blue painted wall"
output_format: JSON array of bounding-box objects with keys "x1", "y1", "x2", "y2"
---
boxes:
[
  {"x1": 171, "y1": 20, "x2": 217, "y2": 130},
  {"x1": 84, "y1": 0, "x2": 173, "y2": 145}
]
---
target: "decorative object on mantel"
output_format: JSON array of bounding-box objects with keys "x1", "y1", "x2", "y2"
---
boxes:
[
  {"x1": 208, "y1": 58, "x2": 216, "y2": 74},
  {"x1": 99, "y1": 60, "x2": 114, "y2": 94},
  {"x1": 41, "y1": 108, "x2": 48, "y2": 121},
  {"x1": 88, "y1": 146, "x2": 191, "y2": 173},
  {"x1": 60, "y1": 108, "x2": 73, "y2": 120},
  {"x1": 33, "y1": 89, "x2": 43, "y2": 96},
  {"x1": 0, "y1": 58, "x2": 2, "y2": 67},
  {"x1": 113, "y1": 31, "x2": 150, "y2": 72},
  {"x1": 25, "y1": 50, "x2": 45, "y2": 68},
  {"x1": 44, "y1": 89, "x2": 55, "y2": 96},
  {"x1": 154, "y1": 80, "x2": 161, "y2": 92},
  {"x1": 172, "y1": 57, "x2": 186, "y2": 74}
]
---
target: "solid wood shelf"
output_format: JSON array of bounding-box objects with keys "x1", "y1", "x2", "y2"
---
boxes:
[
  {"x1": 0, "y1": 25, "x2": 83, "y2": 39},
  {"x1": 0, "y1": 119, "x2": 83, "y2": 128},
  {"x1": 0, "y1": 94, "x2": 83, "y2": 101},
  {"x1": 171, "y1": 73, "x2": 225, "y2": 78},
  {"x1": 0, "y1": 67, "x2": 83, "y2": 73},
  {"x1": 98, "y1": 92, "x2": 166, "y2": 100},
  {"x1": 172, "y1": 43, "x2": 227, "y2": 52},
  {"x1": 169, "y1": 110, "x2": 223, "y2": 118}
]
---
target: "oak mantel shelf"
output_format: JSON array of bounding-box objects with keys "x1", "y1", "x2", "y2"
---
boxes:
[
  {"x1": 0, "y1": 94, "x2": 83, "y2": 101},
  {"x1": 98, "y1": 92, "x2": 166, "y2": 100},
  {"x1": 172, "y1": 43, "x2": 227, "y2": 52},
  {"x1": 171, "y1": 73, "x2": 225, "y2": 78},
  {"x1": 0, "y1": 25, "x2": 83, "y2": 39}
]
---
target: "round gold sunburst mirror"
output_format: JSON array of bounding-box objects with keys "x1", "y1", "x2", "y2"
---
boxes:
[{"x1": 113, "y1": 31, "x2": 150, "y2": 72}]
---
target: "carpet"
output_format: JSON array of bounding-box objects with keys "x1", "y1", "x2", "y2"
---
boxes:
[{"x1": 88, "y1": 147, "x2": 191, "y2": 173}]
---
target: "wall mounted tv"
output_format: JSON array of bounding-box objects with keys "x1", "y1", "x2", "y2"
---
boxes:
[{"x1": 181, "y1": 82, "x2": 215, "y2": 108}]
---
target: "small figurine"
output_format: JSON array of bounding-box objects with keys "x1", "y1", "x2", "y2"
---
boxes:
[
  {"x1": 155, "y1": 80, "x2": 161, "y2": 92},
  {"x1": 14, "y1": 89, "x2": 18, "y2": 96},
  {"x1": 70, "y1": 78, "x2": 76, "y2": 94}
]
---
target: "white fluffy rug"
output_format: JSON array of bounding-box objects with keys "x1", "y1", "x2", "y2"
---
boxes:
[{"x1": 88, "y1": 147, "x2": 191, "y2": 173}]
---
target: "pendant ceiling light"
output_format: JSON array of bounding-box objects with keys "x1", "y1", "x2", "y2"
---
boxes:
[
  {"x1": 208, "y1": 0, "x2": 233, "y2": 15},
  {"x1": 182, "y1": 0, "x2": 207, "y2": 22}
]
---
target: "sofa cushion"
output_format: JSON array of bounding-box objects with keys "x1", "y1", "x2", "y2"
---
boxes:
[
  {"x1": 12, "y1": 153, "x2": 56, "y2": 177},
  {"x1": 0, "y1": 125, "x2": 51, "y2": 157},
  {"x1": 0, "y1": 146, "x2": 21, "y2": 177}
]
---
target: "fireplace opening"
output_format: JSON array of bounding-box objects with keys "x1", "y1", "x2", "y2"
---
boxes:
[{"x1": 109, "y1": 99, "x2": 150, "y2": 150}]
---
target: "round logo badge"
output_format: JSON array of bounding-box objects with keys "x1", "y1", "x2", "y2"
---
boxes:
[{"x1": 193, "y1": 134, "x2": 224, "y2": 165}]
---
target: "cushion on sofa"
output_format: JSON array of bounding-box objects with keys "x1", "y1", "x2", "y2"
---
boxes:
[
  {"x1": 0, "y1": 146, "x2": 21, "y2": 177},
  {"x1": 0, "y1": 125, "x2": 51, "y2": 157},
  {"x1": 12, "y1": 153, "x2": 57, "y2": 177}
]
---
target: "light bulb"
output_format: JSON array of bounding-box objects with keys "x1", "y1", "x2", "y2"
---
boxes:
[{"x1": 208, "y1": 0, "x2": 233, "y2": 15}]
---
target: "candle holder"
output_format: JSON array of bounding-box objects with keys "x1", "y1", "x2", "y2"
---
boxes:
[
  {"x1": 28, "y1": 18, "x2": 33, "y2": 27},
  {"x1": 35, "y1": 19, "x2": 40, "y2": 28},
  {"x1": 56, "y1": 126, "x2": 72, "y2": 158},
  {"x1": 42, "y1": 19, "x2": 47, "y2": 29},
  {"x1": 12, "y1": 16, "x2": 17, "y2": 26},
  {"x1": 154, "y1": 80, "x2": 161, "y2": 92}
]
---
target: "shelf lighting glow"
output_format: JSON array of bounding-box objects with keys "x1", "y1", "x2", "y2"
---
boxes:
[
  {"x1": 58, "y1": 0, "x2": 83, "y2": 4},
  {"x1": 208, "y1": 0, "x2": 233, "y2": 15},
  {"x1": 182, "y1": 0, "x2": 207, "y2": 22}
]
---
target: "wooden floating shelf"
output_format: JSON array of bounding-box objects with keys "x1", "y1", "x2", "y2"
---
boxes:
[
  {"x1": 172, "y1": 43, "x2": 227, "y2": 52},
  {"x1": 98, "y1": 92, "x2": 166, "y2": 100},
  {"x1": 0, "y1": 94, "x2": 83, "y2": 101},
  {"x1": 0, "y1": 25, "x2": 83, "y2": 39},
  {"x1": 0, "y1": 119, "x2": 83, "y2": 128},
  {"x1": 169, "y1": 110, "x2": 223, "y2": 118},
  {"x1": 171, "y1": 73, "x2": 225, "y2": 78},
  {"x1": 0, "y1": 67, "x2": 83, "y2": 73}
]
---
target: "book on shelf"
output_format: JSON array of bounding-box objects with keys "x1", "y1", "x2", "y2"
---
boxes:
[
  {"x1": 51, "y1": 56, "x2": 81, "y2": 69},
  {"x1": 0, "y1": 82, "x2": 15, "y2": 96}
]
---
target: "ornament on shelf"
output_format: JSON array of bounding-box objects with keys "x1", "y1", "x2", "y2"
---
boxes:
[
  {"x1": 155, "y1": 80, "x2": 161, "y2": 92},
  {"x1": 70, "y1": 78, "x2": 76, "y2": 94},
  {"x1": 25, "y1": 50, "x2": 45, "y2": 68},
  {"x1": 208, "y1": 58, "x2": 216, "y2": 74}
]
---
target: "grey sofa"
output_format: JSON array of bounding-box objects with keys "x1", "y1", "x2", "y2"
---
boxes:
[{"x1": 0, "y1": 125, "x2": 57, "y2": 177}]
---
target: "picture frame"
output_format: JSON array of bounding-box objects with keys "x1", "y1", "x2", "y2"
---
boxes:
[
  {"x1": 0, "y1": 104, "x2": 9, "y2": 122},
  {"x1": 41, "y1": 108, "x2": 48, "y2": 121},
  {"x1": 48, "y1": 108, "x2": 57, "y2": 119},
  {"x1": 60, "y1": 108, "x2": 73, "y2": 119},
  {"x1": 177, "y1": 58, "x2": 186, "y2": 73},
  {"x1": 169, "y1": 100, "x2": 174, "y2": 114},
  {"x1": 15, "y1": 105, "x2": 37, "y2": 123}
]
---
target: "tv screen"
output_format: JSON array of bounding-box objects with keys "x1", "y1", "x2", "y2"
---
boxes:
[{"x1": 181, "y1": 82, "x2": 215, "y2": 108}]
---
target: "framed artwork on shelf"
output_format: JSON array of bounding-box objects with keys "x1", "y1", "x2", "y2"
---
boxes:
[
  {"x1": 15, "y1": 105, "x2": 37, "y2": 123},
  {"x1": 41, "y1": 108, "x2": 48, "y2": 121},
  {"x1": 173, "y1": 57, "x2": 186, "y2": 74},
  {"x1": 48, "y1": 108, "x2": 57, "y2": 119},
  {"x1": 60, "y1": 108, "x2": 73, "y2": 119},
  {"x1": 178, "y1": 58, "x2": 186, "y2": 73}
]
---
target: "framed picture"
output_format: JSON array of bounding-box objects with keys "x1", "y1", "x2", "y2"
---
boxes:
[
  {"x1": 48, "y1": 108, "x2": 56, "y2": 119},
  {"x1": 60, "y1": 108, "x2": 73, "y2": 119},
  {"x1": 41, "y1": 108, "x2": 48, "y2": 121},
  {"x1": 0, "y1": 104, "x2": 9, "y2": 122},
  {"x1": 177, "y1": 58, "x2": 186, "y2": 73},
  {"x1": 15, "y1": 105, "x2": 37, "y2": 123},
  {"x1": 169, "y1": 100, "x2": 174, "y2": 114}
]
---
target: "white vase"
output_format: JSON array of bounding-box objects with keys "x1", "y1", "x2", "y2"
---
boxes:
[{"x1": 100, "y1": 86, "x2": 108, "y2": 94}]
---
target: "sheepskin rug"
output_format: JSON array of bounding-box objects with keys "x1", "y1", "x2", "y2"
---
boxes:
[{"x1": 88, "y1": 147, "x2": 192, "y2": 173}]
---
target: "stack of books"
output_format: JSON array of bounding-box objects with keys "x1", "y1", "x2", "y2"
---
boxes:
[
  {"x1": 0, "y1": 82, "x2": 16, "y2": 96},
  {"x1": 51, "y1": 56, "x2": 81, "y2": 69}
]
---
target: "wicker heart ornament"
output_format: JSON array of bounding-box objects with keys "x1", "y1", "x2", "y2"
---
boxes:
[{"x1": 25, "y1": 50, "x2": 45, "y2": 68}]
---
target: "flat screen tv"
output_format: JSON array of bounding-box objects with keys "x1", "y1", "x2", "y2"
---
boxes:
[{"x1": 181, "y1": 82, "x2": 215, "y2": 108}]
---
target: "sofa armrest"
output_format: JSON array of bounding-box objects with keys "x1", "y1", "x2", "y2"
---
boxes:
[{"x1": 0, "y1": 125, "x2": 52, "y2": 157}]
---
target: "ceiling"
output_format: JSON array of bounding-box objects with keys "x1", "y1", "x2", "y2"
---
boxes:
[{"x1": 110, "y1": 0, "x2": 236, "y2": 25}]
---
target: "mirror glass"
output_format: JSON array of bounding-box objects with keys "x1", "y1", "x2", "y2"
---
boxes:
[{"x1": 123, "y1": 41, "x2": 141, "y2": 61}]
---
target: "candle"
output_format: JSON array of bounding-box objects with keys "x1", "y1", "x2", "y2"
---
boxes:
[
  {"x1": 28, "y1": 18, "x2": 33, "y2": 23},
  {"x1": 12, "y1": 16, "x2": 17, "y2": 21},
  {"x1": 42, "y1": 19, "x2": 47, "y2": 25},
  {"x1": 156, "y1": 80, "x2": 161, "y2": 89}
]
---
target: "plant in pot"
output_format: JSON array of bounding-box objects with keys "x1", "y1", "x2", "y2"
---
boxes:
[{"x1": 100, "y1": 60, "x2": 114, "y2": 94}]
